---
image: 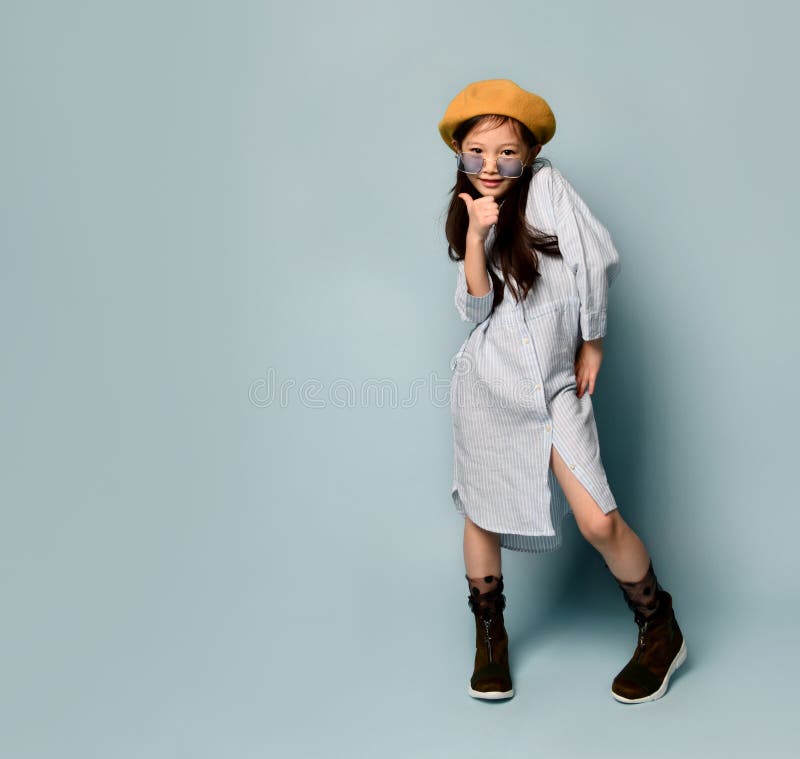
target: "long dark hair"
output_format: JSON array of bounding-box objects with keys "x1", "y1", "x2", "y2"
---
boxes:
[{"x1": 444, "y1": 114, "x2": 561, "y2": 314}]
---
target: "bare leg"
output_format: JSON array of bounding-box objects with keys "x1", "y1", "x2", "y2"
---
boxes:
[
  {"x1": 463, "y1": 515, "x2": 501, "y2": 579},
  {"x1": 549, "y1": 445, "x2": 650, "y2": 582},
  {"x1": 548, "y1": 447, "x2": 686, "y2": 702},
  {"x1": 462, "y1": 515, "x2": 513, "y2": 700}
]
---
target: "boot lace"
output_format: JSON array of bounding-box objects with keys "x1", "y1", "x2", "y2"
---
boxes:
[
  {"x1": 467, "y1": 589, "x2": 506, "y2": 664},
  {"x1": 634, "y1": 612, "x2": 650, "y2": 661}
]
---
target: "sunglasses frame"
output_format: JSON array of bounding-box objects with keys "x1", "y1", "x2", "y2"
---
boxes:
[{"x1": 454, "y1": 151, "x2": 529, "y2": 179}]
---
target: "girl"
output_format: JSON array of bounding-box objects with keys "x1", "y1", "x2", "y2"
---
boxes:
[{"x1": 439, "y1": 79, "x2": 687, "y2": 703}]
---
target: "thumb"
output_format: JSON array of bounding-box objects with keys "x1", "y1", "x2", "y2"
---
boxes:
[{"x1": 458, "y1": 192, "x2": 474, "y2": 210}]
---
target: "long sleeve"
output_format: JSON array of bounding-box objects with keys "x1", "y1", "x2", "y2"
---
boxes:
[
  {"x1": 454, "y1": 258, "x2": 495, "y2": 324},
  {"x1": 549, "y1": 167, "x2": 621, "y2": 340}
]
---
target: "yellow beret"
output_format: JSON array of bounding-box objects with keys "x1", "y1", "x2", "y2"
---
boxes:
[{"x1": 438, "y1": 78, "x2": 556, "y2": 149}]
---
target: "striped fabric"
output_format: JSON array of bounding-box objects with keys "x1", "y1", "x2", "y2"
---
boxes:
[{"x1": 449, "y1": 165, "x2": 622, "y2": 553}]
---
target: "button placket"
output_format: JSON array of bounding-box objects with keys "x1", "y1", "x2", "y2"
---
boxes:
[{"x1": 515, "y1": 312, "x2": 548, "y2": 420}]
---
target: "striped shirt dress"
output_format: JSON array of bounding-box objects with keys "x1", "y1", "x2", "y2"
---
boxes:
[{"x1": 449, "y1": 164, "x2": 622, "y2": 553}]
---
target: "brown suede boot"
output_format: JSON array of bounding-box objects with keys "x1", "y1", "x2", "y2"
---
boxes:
[
  {"x1": 465, "y1": 573, "x2": 514, "y2": 700},
  {"x1": 608, "y1": 561, "x2": 688, "y2": 703}
]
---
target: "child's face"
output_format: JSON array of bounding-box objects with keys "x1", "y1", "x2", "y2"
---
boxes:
[{"x1": 451, "y1": 121, "x2": 540, "y2": 201}]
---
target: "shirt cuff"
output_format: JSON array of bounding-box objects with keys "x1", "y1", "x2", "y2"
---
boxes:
[
  {"x1": 580, "y1": 309, "x2": 607, "y2": 341},
  {"x1": 463, "y1": 278, "x2": 494, "y2": 322}
]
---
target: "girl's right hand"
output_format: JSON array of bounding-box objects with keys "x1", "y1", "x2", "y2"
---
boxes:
[{"x1": 458, "y1": 193, "x2": 499, "y2": 242}]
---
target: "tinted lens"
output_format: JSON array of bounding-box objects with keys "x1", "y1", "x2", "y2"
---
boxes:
[
  {"x1": 497, "y1": 156, "x2": 524, "y2": 178},
  {"x1": 457, "y1": 153, "x2": 484, "y2": 174}
]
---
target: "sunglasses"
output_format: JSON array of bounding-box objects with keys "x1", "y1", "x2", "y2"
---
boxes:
[{"x1": 455, "y1": 151, "x2": 528, "y2": 179}]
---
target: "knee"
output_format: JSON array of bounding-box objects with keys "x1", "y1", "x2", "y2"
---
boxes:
[{"x1": 578, "y1": 509, "x2": 622, "y2": 547}]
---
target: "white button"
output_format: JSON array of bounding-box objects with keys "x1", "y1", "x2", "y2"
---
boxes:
[
  {"x1": 569, "y1": 464, "x2": 576, "y2": 470},
  {"x1": 534, "y1": 383, "x2": 542, "y2": 390},
  {"x1": 545, "y1": 423, "x2": 551, "y2": 431},
  {"x1": 522, "y1": 338, "x2": 530, "y2": 344}
]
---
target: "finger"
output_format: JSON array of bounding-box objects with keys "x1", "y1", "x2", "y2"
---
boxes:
[
  {"x1": 477, "y1": 197, "x2": 499, "y2": 214},
  {"x1": 458, "y1": 193, "x2": 473, "y2": 209},
  {"x1": 588, "y1": 375, "x2": 596, "y2": 395}
]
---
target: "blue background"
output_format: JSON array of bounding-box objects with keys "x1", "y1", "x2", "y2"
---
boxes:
[{"x1": 2, "y1": 1, "x2": 798, "y2": 757}]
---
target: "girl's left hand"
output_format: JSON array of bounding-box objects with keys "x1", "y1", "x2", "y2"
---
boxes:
[{"x1": 575, "y1": 338, "x2": 603, "y2": 397}]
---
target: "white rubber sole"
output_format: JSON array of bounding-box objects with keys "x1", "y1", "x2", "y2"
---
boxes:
[
  {"x1": 611, "y1": 638, "x2": 688, "y2": 704},
  {"x1": 468, "y1": 686, "x2": 515, "y2": 700}
]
